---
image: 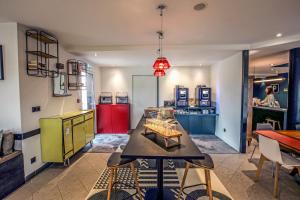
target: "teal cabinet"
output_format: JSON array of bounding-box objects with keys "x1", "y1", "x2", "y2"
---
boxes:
[
  {"x1": 175, "y1": 113, "x2": 217, "y2": 135},
  {"x1": 174, "y1": 114, "x2": 189, "y2": 132}
]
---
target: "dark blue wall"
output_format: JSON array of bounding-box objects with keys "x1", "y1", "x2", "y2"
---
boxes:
[
  {"x1": 287, "y1": 48, "x2": 300, "y2": 129},
  {"x1": 253, "y1": 73, "x2": 289, "y2": 108}
]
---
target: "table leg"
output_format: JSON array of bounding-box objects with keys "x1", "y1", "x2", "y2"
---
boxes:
[
  {"x1": 157, "y1": 158, "x2": 164, "y2": 199},
  {"x1": 145, "y1": 159, "x2": 180, "y2": 200}
]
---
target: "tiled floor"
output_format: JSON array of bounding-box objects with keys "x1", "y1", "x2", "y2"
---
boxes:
[{"x1": 5, "y1": 145, "x2": 300, "y2": 200}]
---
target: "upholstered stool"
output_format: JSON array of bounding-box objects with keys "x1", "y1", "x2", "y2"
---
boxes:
[
  {"x1": 177, "y1": 154, "x2": 214, "y2": 200},
  {"x1": 106, "y1": 152, "x2": 142, "y2": 200},
  {"x1": 266, "y1": 118, "x2": 281, "y2": 130}
]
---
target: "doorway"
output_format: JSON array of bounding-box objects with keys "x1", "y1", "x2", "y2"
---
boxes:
[{"x1": 132, "y1": 75, "x2": 157, "y2": 129}]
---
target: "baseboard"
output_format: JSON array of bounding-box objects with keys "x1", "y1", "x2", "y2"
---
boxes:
[{"x1": 25, "y1": 162, "x2": 52, "y2": 181}]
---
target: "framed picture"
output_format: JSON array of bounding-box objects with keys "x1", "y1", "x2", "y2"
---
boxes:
[
  {"x1": 271, "y1": 84, "x2": 279, "y2": 93},
  {"x1": 0, "y1": 45, "x2": 3, "y2": 80}
]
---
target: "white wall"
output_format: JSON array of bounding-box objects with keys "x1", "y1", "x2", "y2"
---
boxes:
[
  {"x1": 100, "y1": 66, "x2": 153, "y2": 104},
  {"x1": 17, "y1": 24, "x2": 91, "y2": 177},
  {"x1": 0, "y1": 23, "x2": 22, "y2": 130},
  {"x1": 99, "y1": 66, "x2": 211, "y2": 105},
  {"x1": 18, "y1": 24, "x2": 82, "y2": 132},
  {"x1": 93, "y1": 66, "x2": 102, "y2": 102},
  {"x1": 98, "y1": 66, "x2": 211, "y2": 128},
  {"x1": 211, "y1": 52, "x2": 243, "y2": 151},
  {"x1": 159, "y1": 67, "x2": 211, "y2": 105}
]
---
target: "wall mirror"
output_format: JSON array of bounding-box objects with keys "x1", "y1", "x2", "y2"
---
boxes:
[{"x1": 53, "y1": 72, "x2": 71, "y2": 97}]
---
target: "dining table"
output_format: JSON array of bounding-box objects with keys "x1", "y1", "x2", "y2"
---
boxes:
[
  {"x1": 276, "y1": 130, "x2": 300, "y2": 140},
  {"x1": 255, "y1": 130, "x2": 300, "y2": 154},
  {"x1": 121, "y1": 117, "x2": 205, "y2": 200},
  {"x1": 255, "y1": 129, "x2": 300, "y2": 176}
]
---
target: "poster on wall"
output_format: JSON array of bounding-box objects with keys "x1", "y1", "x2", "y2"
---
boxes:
[
  {"x1": 271, "y1": 84, "x2": 279, "y2": 93},
  {"x1": 0, "y1": 45, "x2": 3, "y2": 80}
]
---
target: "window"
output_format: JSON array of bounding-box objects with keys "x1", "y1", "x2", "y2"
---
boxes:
[{"x1": 81, "y1": 64, "x2": 95, "y2": 110}]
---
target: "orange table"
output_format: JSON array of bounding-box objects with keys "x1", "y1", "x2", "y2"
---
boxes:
[
  {"x1": 255, "y1": 130, "x2": 300, "y2": 154},
  {"x1": 276, "y1": 130, "x2": 300, "y2": 140}
]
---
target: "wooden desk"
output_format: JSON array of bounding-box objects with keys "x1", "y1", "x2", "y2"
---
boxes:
[{"x1": 255, "y1": 130, "x2": 300, "y2": 154}]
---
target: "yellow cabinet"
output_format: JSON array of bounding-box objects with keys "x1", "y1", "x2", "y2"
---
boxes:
[
  {"x1": 40, "y1": 110, "x2": 94, "y2": 164},
  {"x1": 63, "y1": 120, "x2": 73, "y2": 159},
  {"x1": 73, "y1": 121, "x2": 86, "y2": 153},
  {"x1": 85, "y1": 118, "x2": 94, "y2": 143}
]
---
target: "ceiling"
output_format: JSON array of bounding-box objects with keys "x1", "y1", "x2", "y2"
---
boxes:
[
  {"x1": 1, "y1": 0, "x2": 300, "y2": 67},
  {"x1": 250, "y1": 51, "x2": 289, "y2": 77},
  {"x1": 79, "y1": 47, "x2": 240, "y2": 67}
]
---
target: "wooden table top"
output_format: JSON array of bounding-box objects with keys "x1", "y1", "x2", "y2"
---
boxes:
[
  {"x1": 255, "y1": 130, "x2": 300, "y2": 153},
  {"x1": 121, "y1": 117, "x2": 204, "y2": 159},
  {"x1": 276, "y1": 130, "x2": 300, "y2": 140}
]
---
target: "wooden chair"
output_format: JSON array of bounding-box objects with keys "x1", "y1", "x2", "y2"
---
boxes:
[
  {"x1": 106, "y1": 152, "x2": 142, "y2": 200},
  {"x1": 255, "y1": 135, "x2": 300, "y2": 198},
  {"x1": 177, "y1": 154, "x2": 214, "y2": 200}
]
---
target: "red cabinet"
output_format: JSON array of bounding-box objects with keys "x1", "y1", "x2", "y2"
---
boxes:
[
  {"x1": 96, "y1": 104, "x2": 112, "y2": 133},
  {"x1": 96, "y1": 104, "x2": 130, "y2": 134}
]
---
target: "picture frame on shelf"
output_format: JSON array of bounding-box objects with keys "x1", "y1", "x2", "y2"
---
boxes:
[{"x1": 0, "y1": 45, "x2": 4, "y2": 80}]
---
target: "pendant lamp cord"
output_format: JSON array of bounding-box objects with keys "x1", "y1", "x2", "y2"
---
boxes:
[
  {"x1": 157, "y1": 5, "x2": 165, "y2": 58},
  {"x1": 160, "y1": 7, "x2": 163, "y2": 58}
]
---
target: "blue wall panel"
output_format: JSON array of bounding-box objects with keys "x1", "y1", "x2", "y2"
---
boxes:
[{"x1": 287, "y1": 48, "x2": 300, "y2": 129}]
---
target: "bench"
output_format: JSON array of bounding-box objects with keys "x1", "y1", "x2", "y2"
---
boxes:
[{"x1": 0, "y1": 151, "x2": 25, "y2": 199}]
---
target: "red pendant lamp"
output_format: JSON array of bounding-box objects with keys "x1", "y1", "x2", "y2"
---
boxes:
[
  {"x1": 154, "y1": 69, "x2": 166, "y2": 77},
  {"x1": 153, "y1": 57, "x2": 171, "y2": 70},
  {"x1": 153, "y1": 4, "x2": 170, "y2": 77}
]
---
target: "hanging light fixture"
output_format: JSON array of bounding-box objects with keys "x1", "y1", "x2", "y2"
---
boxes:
[
  {"x1": 153, "y1": 4, "x2": 170, "y2": 76},
  {"x1": 153, "y1": 69, "x2": 166, "y2": 77},
  {"x1": 153, "y1": 56, "x2": 171, "y2": 70}
]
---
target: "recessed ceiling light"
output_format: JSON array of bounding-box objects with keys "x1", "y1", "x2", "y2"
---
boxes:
[
  {"x1": 276, "y1": 33, "x2": 282, "y2": 38},
  {"x1": 194, "y1": 2, "x2": 207, "y2": 11},
  {"x1": 200, "y1": 64, "x2": 202, "y2": 66},
  {"x1": 94, "y1": 52, "x2": 98, "y2": 57}
]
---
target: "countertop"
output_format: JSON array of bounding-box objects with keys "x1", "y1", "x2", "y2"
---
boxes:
[
  {"x1": 41, "y1": 110, "x2": 93, "y2": 119},
  {"x1": 253, "y1": 106, "x2": 287, "y2": 112}
]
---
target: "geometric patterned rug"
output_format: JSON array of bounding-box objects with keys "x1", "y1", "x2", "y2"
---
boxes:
[
  {"x1": 85, "y1": 158, "x2": 233, "y2": 200},
  {"x1": 83, "y1": 134, "x2": 238, "y2": 154},
  {"x1": 86, "y1": 159, "x2": 181, "y2": 200}
]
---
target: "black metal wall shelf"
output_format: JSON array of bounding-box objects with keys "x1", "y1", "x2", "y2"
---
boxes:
[
  {"x1": 26, "y1": 31, "x2": 57, "y2": 44},
  {"x1": 26, "y1": 29, "x2": 60, "y2": 78},
  {"x1": 67, "y1": 59, "x2": 88, "y2": 90},
  {"x1": 26, "y1": 51, "x2": 58, "y2": 59}
]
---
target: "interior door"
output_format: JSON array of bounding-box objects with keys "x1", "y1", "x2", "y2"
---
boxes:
[{"x1": 132, "y1": 75, "x2": 157, "y2": 128}]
